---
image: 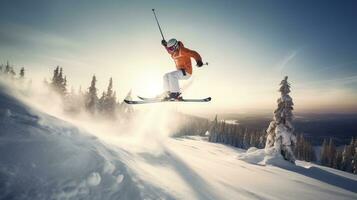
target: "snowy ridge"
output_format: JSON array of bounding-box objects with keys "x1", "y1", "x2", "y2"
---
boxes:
[
  {"x1": 0, "y1": 82, "x2": 357, "y2": 200},
  {"x1": 0, "y1": 84, "x2": 155, "y2": 200}
]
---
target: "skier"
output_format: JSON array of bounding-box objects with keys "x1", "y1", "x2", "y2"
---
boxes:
[
  {"x1": 160, "y1": 38, "x2": 204, "y2": 100},
  {"x1": 124, "y1": 9, "x2": 211, "y2": 104}
]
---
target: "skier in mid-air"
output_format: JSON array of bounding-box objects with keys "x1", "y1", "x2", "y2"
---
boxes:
[
  {"x1": 124, "y1": 9, "x2": 210, "y2": 104},
  {"x1": 160, "y1": 38, "x2": 204, "y2": 100}
]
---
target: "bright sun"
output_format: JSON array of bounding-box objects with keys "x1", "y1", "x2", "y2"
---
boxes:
[{"x1": 134, "y1": 71, "x2": 163, "y2": 96}]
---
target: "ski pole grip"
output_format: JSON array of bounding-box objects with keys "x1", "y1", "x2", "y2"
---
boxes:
[{"x1": 196, "y1": 62, "x2": 208, "y2": 67}]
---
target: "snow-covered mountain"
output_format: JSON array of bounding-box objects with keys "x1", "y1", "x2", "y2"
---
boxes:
[{"x1": 0, "y1": 83, "x2": 356, "y2": 200}]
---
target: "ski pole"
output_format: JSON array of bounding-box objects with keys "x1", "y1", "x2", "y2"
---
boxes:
[
  {"x1": 152, "y1": 9, "x2": 165, "y2": 40},
  {"x1": 197, "y1": 62, "x2": 209, "y2": 67}
]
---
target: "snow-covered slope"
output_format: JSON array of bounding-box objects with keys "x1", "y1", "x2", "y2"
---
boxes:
[
  {"x1": 0, "y1": 83, "x2": 356, "y2": 200},
  {"x1": 0, "y1": 84, "x2": 143, "y2": 199}
]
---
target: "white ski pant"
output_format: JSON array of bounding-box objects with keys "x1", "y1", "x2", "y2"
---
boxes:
[{"x1": 163, "y1": 69, "x2": 191, "y2": 93}]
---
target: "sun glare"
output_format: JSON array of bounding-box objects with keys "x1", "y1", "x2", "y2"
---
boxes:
[{"x1": 134, "y1": 70, "x2": 163, "y2": 97}]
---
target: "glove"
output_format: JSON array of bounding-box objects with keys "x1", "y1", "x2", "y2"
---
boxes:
[
  {"x1": 196, "y1": 60, "x2": 203, "y2": 67},
  {"x1": 161, "y1": 39, "x2": 167, "y2": 46}
]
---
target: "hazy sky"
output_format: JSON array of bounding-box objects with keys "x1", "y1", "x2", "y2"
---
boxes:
[{"x1": 1, "y1": 0, "x2": 357, "y2": 114}]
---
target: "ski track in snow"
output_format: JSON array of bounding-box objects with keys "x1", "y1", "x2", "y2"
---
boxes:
[{"x1": 0, "y1": 83, "x2": 356, "y2": 200}]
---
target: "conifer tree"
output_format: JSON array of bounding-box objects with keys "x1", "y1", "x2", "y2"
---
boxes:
[
  {"x1": 107, "y1": 77, "x2": 113, "y2": 97},
  {"x1": 52, "y1": 66, "x2": 59, "y2": 85},
  {"x1": 327, "y1": 138, "x2": 336, "y2": 167},
  {"x1": 321, "y1": 139, "x2": 329, "y2": 165},
  {"x1": 341, "y1": 145, "x2": 348, "y2": 171},
  {"x1": 100, "y1": 78, "x2": 117, "y2": 117},
  {"x1": 59, "y1": 68, "x2": 64, "y2": 83},
  {"x1": 265, "y1": 76, "x2": 297, "y2": 163},
  {"x1": 341, "y1": 138, "x2": 354, "y2": 172},
  {"x1": 351, "y1": 138, "x2": 356, "y2": 173},
  {"x1": 85, "y1": 75, "x2": 98, "y2": 114},
  {"x1": 50, "y1": 66, "x2": 67, "y2": 96}
]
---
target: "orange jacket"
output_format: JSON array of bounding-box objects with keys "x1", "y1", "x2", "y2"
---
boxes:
[{"x1": 165, "y1": 41, "x2": 202, "y2": 75}]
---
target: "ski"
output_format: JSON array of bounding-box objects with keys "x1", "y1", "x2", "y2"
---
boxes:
[
  {"x1": 137, "y1": 96, "x2": 161, "y2": 101},
  {"x1": 124, "y1": 97, "x2": 211, "y2": 104}
]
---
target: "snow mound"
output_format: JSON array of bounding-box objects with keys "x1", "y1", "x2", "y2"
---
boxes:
[
  {"x1": 0, "y1": 84, "x2": 141, "y2": 200},
  {"x1": 238, "y1": 147, "x2": 295, "y2": 167}
]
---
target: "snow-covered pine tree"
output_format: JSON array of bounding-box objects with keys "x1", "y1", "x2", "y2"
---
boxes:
[
  {"x1": 51, "y1": 66, "x2": 59, "y2": 85},
  {"x1": 265, "y1": 76, "x2": 297, "y2": 163},
  {"x1": 350, "y1": 138, "x2": 356, "y2": 173},
  {"x1": 85, "y1": 75, "x2": 98, "y2": 114},
  {"x1": 57, "y1": 68, "x2": 67, "y2": 95},
  {"x1": 106, "y1": 77, "x2": 113, "y2": 97},
  {"x1": 58, "y1": 68, "x2": 64, "y2": 83},
  {"x1": 320, "y1": 139, "x2": 329, "y2": 165},
  {"x1": 50, "y1": 66, "x2": 67, "y2": 96},
  {"x1": 327, "y1": 138, "x2": 336, "y2": 167},
  {"x1": 341, "y1": 138, "x2": 354, "y2": 172}
]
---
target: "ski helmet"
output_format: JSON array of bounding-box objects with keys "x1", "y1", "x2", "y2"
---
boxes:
[{"x1": 167, "y1": 38, "x2": 179, "y2": 52}]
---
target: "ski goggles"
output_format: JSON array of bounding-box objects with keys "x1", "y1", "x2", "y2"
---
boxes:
[{"x1": 167, "y1": 45, "x2": 178, "y2": 52}]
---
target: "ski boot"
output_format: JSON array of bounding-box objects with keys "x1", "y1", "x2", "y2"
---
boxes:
[{"x1": 164, "y1": 92, "x2": 183, "y2": 101}]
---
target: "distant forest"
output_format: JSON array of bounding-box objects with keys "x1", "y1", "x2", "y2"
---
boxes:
[
  {"x1": 0, "y1": 62, "x2": 134, "y2": 119},
  {"x1": 218, "y1": 113, "x2": 357, "y2": 146}
]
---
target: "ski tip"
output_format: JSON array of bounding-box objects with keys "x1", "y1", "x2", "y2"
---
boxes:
[{"x1": 206, "y1": 97, "x2": 212, "y2": 102}]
